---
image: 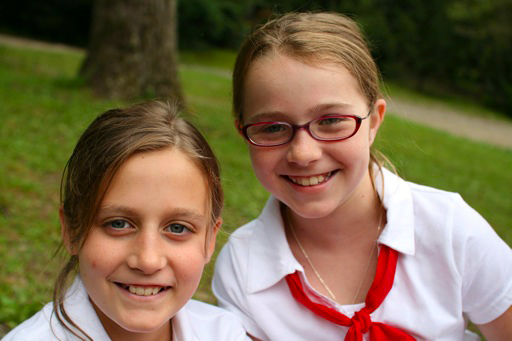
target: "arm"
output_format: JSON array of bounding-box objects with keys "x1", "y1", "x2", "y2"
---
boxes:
[
  {"x1": 477, "y1": 305, "x2": 512, "y2": 341},
  {"x1": 451, "y1": 196, "x2": 512, "y2": 336}
]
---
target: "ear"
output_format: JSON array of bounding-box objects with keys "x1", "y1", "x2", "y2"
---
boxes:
[
  {"x1": 205, "y1": 218, "x2": 222, "y2": 263},
  {"x1": 369, "y1": 98, "x2": 386, "y2": 145},
  {"x1": 234, "y1": 119, "x2": 243, "y2": 136},
  {"x1": 59, "y1": 206, "x2": 77, "y2": 255}
]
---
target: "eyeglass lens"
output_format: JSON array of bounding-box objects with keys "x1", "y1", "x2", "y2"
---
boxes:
[{"x1": 246, "y1": 116, "x2": 358, "y2": 145}]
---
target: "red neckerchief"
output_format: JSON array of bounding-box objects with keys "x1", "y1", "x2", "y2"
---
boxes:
[{"x1": 285, "y1": 245, "x2": 415, "y2": 340}]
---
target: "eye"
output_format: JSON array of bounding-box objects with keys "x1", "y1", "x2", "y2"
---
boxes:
[
  {"x1": 107, "y1": 219, "x2": 132, "y2": 230},
  {"x1": 262, "y1": 123, "x2": 287, "y2": 133},
  {"x1": 165, "y1": 223, "x2": 192, "y2": 235},
  {"x1": 317, "y1": 117, "x2": 345, "y2": 125}
]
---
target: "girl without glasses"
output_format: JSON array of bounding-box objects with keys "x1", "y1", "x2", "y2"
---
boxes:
[
  {"x1": 212, "y1": 12, "x2": 512, "y2": 341},
  {"x1": 4, "y1": 101, "x2": 250, "y2": 341}
]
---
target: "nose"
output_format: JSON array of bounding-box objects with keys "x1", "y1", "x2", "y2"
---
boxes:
[
  {"x1": 127, "y1": 231, "x2": 166, "y2": 274},
  {"x1": 286, "y1": 129, "x2": 322, "y2": 166}
]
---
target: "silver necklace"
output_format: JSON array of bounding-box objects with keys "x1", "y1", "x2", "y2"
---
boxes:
[{"x1": 287, "y1": 211, "x2": 382, "y2": 304}]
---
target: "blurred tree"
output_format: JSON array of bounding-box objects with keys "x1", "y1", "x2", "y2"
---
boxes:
[
  {"x1": 0, "y1": 0, "x2": 91, "y2": 47},
  {"x1": 447, "y1": 0, "x2": 512, "y2": 112},
  {"x1": 80, "y1": 0, "x2": 183, "y2": 103},
  {"x1": 178, "y1": 0, "x2": 248, "y2": 49}
]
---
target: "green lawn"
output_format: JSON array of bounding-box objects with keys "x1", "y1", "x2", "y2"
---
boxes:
[{"x1": 0, "y1": 43, "x2": 511, "y2": 334}]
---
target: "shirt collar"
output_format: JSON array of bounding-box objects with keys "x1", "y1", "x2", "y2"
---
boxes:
[
  {"x1": 245, "y1": 168, "x2": 416, "y2": 295},
  {"x1": 172, "y1": 303, "x2": 197, "y2": 341},
  {"x1": 63, "y1": 276, "x2": 112, "y2": 340},
  {"x1": 375, "y1": 168, "x2": 416, "y2": 256},
  {"x1": 246, "y1": 196, "x2": 302, "y2": 294}
]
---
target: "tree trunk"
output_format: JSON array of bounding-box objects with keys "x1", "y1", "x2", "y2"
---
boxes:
[{"x1": 80, "y1": 0, "x2": 183, "y2": 104}]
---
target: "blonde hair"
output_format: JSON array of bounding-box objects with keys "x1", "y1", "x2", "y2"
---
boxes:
[
  {"x1": 53, "y1": 100, "x2": 223, "y2": 340},
  {"x1": 232, "y1": 11, "x2": 389, "y2": 184}
]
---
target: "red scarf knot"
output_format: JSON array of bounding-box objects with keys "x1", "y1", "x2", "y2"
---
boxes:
[
  {"x1": 285, "y1": 245, "x2": 416, "y2": 340},
  {"x1": 351, "y1": 308, "x2": 371, "y2": 333}
]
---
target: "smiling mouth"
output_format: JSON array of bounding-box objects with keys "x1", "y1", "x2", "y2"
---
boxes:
[
  {"x1": 287, "y1": 171, "x2": 336, "y2": 187},
  {"x1": 115, "y1": 282, "x2": 171, "y2": 296}
]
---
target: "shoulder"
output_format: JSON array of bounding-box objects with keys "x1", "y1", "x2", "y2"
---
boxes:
[
  {"x1": 406, "y1": 179, "x2": 463, "y2": 211},
  {"x1": 381, "y1": 168, "x2": 468, "y2": 227},
  {"x1": 215, "y1": 197, "x2": 278, "y2": 272},
  {"x1": 221, "y1": 195, "x2": 282, "y2": 253},
  {"x1": 214, "y1": 195, "x2": 288, "y2": 288},
  {"x1": 228, "y1": 217, "x2": 260, "y2": 243},
  {"x1": 381, "y1": 169, "x2": 488, "y2": 252},
  {"x1": 178, "y1": 300, "x2": 249, "y2": 340},
  {"x1": 402, "y1": 178, "x2": 506, "y2": 254},
  {"x1": 2, "y1": 303, "x2": 64, "y2": 340},
  {"x1": 403, "y1": 179, "x2": 512, "y2": 323},
  {"x1": 184, "y1": 299, "x2": 242, "y2": 319},
  {"x1": 406, "y1": 180, "x2": 495, "y2": 240},
  {"x1": 213, "y1": 218, "x2": 257, "y2": 280}
]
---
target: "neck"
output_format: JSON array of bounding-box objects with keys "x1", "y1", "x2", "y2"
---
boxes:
[
  {"x1": 107, "y1": 324, "x2": 171, "y2": 341},
  {"x1": 285, "y1": 172, "x2": 383, "y2": 250}
]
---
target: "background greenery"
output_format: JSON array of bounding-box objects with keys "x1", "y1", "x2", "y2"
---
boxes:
[
  {"x1": 1, "y1": 0, "x2": 511, "y2": 114},
  {"x1": 1, "y1": 39, "x2": 511, "y2": 335}
]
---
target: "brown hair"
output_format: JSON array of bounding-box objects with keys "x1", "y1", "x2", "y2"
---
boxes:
[
  {"x1": 53, "y1": 100, "x2": 223, "y2": 340},
  {"x1": 232, "y1": 11, "x2": 389, "y2": 183}
]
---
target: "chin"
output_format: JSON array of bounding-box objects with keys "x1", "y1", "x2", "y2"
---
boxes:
[
  {"x1": 119, "y1": 319, "x2": 169, "y2": 334},
  {"x1": 286, "y1": 201, "x2": 339, "y2": 220}
]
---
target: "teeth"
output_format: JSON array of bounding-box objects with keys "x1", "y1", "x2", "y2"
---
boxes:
[
  {"x1": 290, "y1": 174, "x2": 328, "y2": 186},
  {"x1": 127, "y1": 285, "x2": 163, "y2": 296}
]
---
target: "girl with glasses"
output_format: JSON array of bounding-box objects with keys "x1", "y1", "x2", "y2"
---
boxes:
[{"x1": 213, "y1": 12, "x2": 512, "y2": 340}]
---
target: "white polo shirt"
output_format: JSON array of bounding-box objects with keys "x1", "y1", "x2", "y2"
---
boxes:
[
  {"x1": 4, "y1": 276, "x2": 250, "y2": 341},
  {"x1": 212, "y1": 168, "x2": 512, "y2": 341}
]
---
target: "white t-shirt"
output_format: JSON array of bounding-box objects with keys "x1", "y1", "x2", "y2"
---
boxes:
[
  {"x1": 3, "y1": 276, "x2": 250, "y2": 341},
  {"x1": 213, "y1": 168, "x2": 512, "y2": 341}
]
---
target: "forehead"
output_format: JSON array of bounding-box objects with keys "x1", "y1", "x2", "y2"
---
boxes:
[
  {"x1": 242, "y1": 53, "x2": 365, "y2": 121},
  {"x1": 100, "y1": 148, "x2": 209, "y2": 222}
]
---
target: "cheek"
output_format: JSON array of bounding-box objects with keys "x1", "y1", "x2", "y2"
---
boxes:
[
  {"x1": 330, "y1": 137, "x2": 371, "y2": 167},
  {"x1": 172, "y1": 243, "x2": 208, "y2": 281},
  {"x1": 79, "y1": 249, "x2": 108, "y2": 278},
  {"x1": 174, "y1": 259, "x2": 206, "y2": 289},
  {"x1": 249, "y1": 147, "x2": 280, "y2": 176},
  {"x1": 78, "y1": 233, "x2": 119, "y2": 276}
]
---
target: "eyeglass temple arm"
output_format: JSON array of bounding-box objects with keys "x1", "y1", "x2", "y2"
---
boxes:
[{"x1": 235, "y1": 119, "x2": 245, "y2": 135}]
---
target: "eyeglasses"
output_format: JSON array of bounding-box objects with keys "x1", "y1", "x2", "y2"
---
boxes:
[{"x1": 239, "y1": 111, "x2": 372, "y2": 147}]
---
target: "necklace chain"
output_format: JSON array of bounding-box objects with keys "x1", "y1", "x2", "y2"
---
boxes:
[{"x1": 287, "y1": 210, "x2": 382, "y2": 305}]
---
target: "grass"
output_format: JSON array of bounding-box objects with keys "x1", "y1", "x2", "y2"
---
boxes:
[{"x1": 0, "y1": 42, "x2": 511, "y2": 335}]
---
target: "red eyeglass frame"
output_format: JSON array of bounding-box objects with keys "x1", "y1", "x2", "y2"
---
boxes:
[{"x1": 237, "y1": 110, "x2": 372, "y2": 147}]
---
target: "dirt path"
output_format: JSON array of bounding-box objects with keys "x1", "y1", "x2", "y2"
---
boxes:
[
  {"x1": 386, "y1": 96, "x2": 512, "y2": 149},
  {"x1": 2, "y1": 33, "x2": 511, "y2": 149}
]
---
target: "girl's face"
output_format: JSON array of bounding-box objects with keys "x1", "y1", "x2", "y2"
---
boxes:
[
  {"x1": 74, "y1": 148, "x2": 217, "y2": 339},
  {"x1": 242, "y1": 53, "x2": 385, "y2": 220}
]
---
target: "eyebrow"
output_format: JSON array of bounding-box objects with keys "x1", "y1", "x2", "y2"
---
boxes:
[
  {"x1": 247, "y1": 102, "x2": 353, "y2": 123},
  {"x1": 306, "y1": 102, "x2": 353, "y2": 115},
  {"x1": 96, "y1": 205, "x2": 206, "y2": 223}
]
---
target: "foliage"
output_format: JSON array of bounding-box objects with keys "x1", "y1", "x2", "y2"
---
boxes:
[
  {"x1": 359, "y1": 0, "x2": 512, "y2": 114},
  {"x1": 0, "y1": 0, "x2": 91, "y2": 46},
  {"x1": 178, "y1": 0, "x2": 249, "y2": 49}
]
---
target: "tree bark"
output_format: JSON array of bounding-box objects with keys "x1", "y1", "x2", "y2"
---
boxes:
[{"x1": 80, "y1": 0, "x2": 183, "y2": 104}]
